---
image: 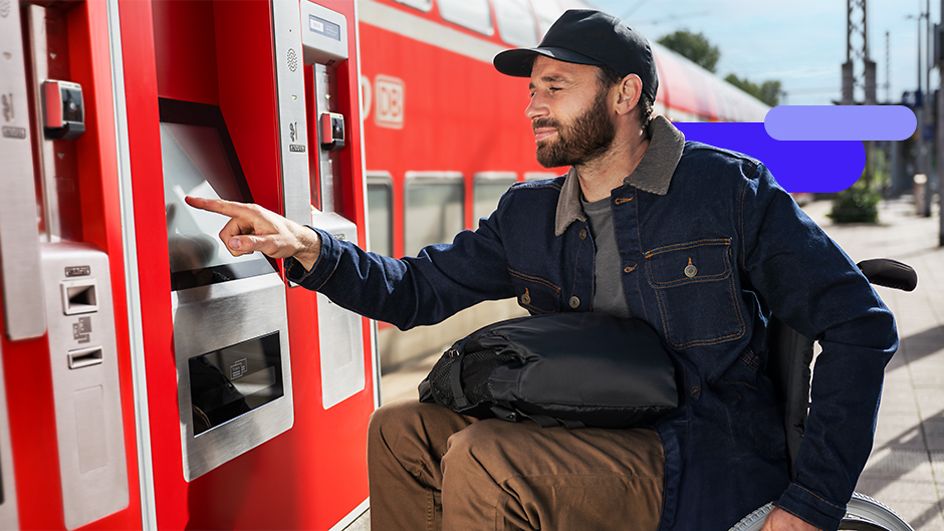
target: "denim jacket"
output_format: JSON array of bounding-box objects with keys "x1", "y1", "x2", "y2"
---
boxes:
[{"x1": 287, "y1": 116, "x2": 898, "y2": 530}]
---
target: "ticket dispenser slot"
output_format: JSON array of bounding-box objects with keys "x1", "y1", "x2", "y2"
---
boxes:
[
  {"x1": 298, "y1": 2, "x2": 366, "y2": 409},
  {"x1": 160, "y1": 99, "x2": 293, "y2": 481}
]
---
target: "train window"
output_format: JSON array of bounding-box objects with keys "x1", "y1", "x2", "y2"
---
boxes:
[
  {"x1": 473, "y1": 172, "x2": 516, "y2": 225},
  {"x1": 438, "y1": 0, "x2": 493, "y2": 36},
  {"x1": 494, "y1": 0, "x2": 538, "y2": 46},
  {"x1": 524, "y1": 171, "x2": 559, "y2": 181},
  {"x1": 530, "y1": 0, "x2": 560, "y2": 36},
  {"x1": 393, "y1": 0, "x2": 432, "y2": 11},
  {"x1": 367, "y1": 172, "x2": 394, "y2": 257},
  {"x1": 404, "y1": 172, "x2": 465, "y2": 254}
]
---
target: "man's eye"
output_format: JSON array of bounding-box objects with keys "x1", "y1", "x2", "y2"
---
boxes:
[{"x1": 548, "y1": 87, "x2": 561, "y2": 93}]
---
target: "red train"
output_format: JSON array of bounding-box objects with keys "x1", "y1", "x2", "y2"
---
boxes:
[{"x1": 355, "y1": 0, "x2": 772, "y2": 382}]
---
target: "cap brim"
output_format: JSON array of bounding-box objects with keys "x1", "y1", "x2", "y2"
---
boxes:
[{"x1": 493, "y1": 46, "x2": 602, "y2": 77}]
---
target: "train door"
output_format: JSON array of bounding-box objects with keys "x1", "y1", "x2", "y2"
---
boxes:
[
  {"x1": 0, "y1": 0, "x2": 142, "y2": 528},
  {"x1": 115, "y1": 0, "x2": 376, "y2": 528}
]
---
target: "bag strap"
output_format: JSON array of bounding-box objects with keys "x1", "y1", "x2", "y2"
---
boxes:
[
  {"x1": 446, "y1": 348, "x2": 471, "y2": 410},
  {"x1": 494, "y1": 405, "x2": 586, "y2": 429}
]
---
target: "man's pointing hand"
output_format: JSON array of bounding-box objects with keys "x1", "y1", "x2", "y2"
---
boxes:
[{"x1": 184, "y1": 196, "x2": 321, "y2": 271}]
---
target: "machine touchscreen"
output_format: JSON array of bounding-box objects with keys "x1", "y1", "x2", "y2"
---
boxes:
[{"x1": 159, "y1": 99, "x2": 275, "y2": 291}]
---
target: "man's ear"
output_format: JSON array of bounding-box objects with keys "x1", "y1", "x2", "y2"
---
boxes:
[{"x1": 614, "y1": 74, "x2": 643, "y2": 116}]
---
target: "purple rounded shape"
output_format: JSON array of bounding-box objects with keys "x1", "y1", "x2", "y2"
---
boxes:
[
  {"x1": 676, "y1": 122, "x2": 866, "y2": 194},
  {"x1": 764, "y1": 105, "x2": 916, "y2": 141}
]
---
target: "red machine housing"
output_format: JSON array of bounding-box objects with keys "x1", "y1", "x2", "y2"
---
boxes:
[{"x1": 118, "y1": 0, "x2": 374, "y2": 528}]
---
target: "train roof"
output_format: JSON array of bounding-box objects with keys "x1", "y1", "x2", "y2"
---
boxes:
[{"x1": 366, "y1": 0, "x2": 770, "y2": 121}]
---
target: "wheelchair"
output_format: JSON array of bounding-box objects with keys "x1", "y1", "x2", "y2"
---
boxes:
[{"x1": 731, "y1": 258, "x2": 919, "y2": 531}]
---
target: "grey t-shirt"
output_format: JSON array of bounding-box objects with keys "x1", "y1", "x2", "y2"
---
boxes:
[{"x1": 581, "y1": 196, "x2": 631, "y2": 318}]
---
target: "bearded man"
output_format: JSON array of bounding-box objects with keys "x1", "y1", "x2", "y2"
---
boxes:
[{"x1": 188, "y1": 9, "x2": 897, "y2": 531}]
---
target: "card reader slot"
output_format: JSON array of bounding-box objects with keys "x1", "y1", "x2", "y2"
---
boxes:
[{"x1": 68, "y1": 346, "x2": 103, "y2": 369}]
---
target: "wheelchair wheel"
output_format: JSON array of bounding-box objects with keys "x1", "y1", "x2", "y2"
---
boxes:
[{"x1": 729, "y1": 492, "x2": 914, "y2": 531}]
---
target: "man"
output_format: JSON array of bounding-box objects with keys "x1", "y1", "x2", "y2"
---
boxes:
[{"x1": 187, "y1": 10, "x2": 897, "y2": 531}]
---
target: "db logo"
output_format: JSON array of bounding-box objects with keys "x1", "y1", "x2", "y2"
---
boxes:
[{"x1": 374, "y1": 75, "x2": 404, "y2": 129}]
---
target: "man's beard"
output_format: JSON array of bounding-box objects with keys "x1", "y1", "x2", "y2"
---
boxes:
[{"x1": 534, "y1": 89, "x2": 616, "y2": 168}]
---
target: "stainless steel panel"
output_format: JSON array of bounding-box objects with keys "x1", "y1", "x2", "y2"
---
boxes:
[
  {"x1": 25, "y1": 5, "x2": 62, "y2": 239},
  {"x1": 311, "y1": 210, "x2": 365, "y2": 409},
  {"x1": 40, "y1": 243, "x2": 128, "y2": 530},
  {"x1": 300, "y1": 2, "x2": 348, "y2": 65},
  {"x1": 271, "y1": 0, "x2": 313, "y2": 226},
  {"x1": 171, "y1": 273, "x2": 293, "y2": 481},
  {"x1": 303, "y1": 4, "x2": 364, "y2": 408},
  {"x1": 0, "y1": 339, "x2": 19, "y2": 530},
  {"x1": 0, "y1": 0, "x2": 46, "y2": 340},
  {"x1": 313, "y1": 63, "x2": 341, "y2": 212}
]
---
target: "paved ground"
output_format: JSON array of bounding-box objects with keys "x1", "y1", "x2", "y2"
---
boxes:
[{"x1": 348, "y1": 196, "x2": 944, "y2": 530}]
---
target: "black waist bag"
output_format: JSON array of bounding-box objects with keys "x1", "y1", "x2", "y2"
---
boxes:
[{"x1": 418, "y1": 312, "x2": 678, "y2": 429}]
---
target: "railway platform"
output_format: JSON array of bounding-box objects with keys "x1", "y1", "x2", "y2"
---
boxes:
[{"x1": 350, "y1": 196, "x2": 944, "y2": 530}]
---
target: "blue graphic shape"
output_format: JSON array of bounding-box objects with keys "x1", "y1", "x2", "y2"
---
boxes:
[
  {"x1": 765, "y1": 105, "x2": 917, "y2": 141},
  {"x1": 676, "y1": 122, "x2": 866, "y2": 194}
]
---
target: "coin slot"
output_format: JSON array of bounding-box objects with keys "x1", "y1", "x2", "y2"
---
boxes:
[
  {"x1": 61, "y1": 279, "x2": 98, "y2": 315},
  {"x1": 68, "y1": 346, "x2": 103, "y2": 369}
]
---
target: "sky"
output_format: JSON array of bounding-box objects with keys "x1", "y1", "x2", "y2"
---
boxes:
[{"x1": 592, "y1": 0, "x2": 940, "y2": 105}]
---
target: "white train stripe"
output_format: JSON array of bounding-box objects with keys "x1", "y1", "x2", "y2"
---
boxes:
[{"x1": 359, "y1": 0, "x2": 506, "y2": 64}]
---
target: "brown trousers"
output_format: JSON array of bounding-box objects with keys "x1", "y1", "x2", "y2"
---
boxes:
[{"x1": 367, "y1": 400, "x2": 665, "y2": 531}]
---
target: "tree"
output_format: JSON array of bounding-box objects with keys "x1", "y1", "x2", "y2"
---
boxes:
[
  {"x1": 657, "y1": 29, "x2": 720, "y2": 73},
  {"x1": 724, "y1": 74, "x2": 782, "y2": 106}
]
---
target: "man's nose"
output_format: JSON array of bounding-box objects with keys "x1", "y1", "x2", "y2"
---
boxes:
[{"x1": 525, "y1": 94, "x2": 547, "y2": 121}]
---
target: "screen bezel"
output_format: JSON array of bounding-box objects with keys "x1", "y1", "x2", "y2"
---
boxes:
[{"x1": 159, "y1": 98, "x2": 276, "y2": 291}]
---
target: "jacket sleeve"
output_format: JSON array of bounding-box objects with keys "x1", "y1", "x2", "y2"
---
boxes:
[
  {"x1": 284, "y1": 191, "x2": 516, "y2": 330},
  {"x1": 738, "y1": 164, "x2": 898, "y2": 530}
]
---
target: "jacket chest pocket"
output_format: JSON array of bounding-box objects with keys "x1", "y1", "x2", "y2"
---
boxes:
[
  {"x1": 644, "y1": 238, "x2": 745, "y2": 349},
  {"x1": 508, "y1": 268, "x2": 561, "y2": 314}
]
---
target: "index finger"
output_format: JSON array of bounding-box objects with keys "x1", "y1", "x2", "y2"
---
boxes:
[{"x1": 185, "y1": 196, "x2": 251, "y2": 218}]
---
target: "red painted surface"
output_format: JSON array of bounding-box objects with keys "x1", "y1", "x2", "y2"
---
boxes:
[{"x1": 152, "y1": 0, "x2": 220, "y2": 106}]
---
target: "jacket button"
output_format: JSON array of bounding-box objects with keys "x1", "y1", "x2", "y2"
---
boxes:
[
  {"x1": 569, "y1": 296, "x2": 580, "y2": 308},
  {"x1": 578, "y1": 228, "x2": 588, "y2": 240},
  {"x1": 520, "y1": 288, "x2": 532, "y2": 305},
  {"x1": 690, "y1": 385, "x2": 701, "y2": 398},
  {"x1": 623, "y1": 263, "x2": 637, "y2": 273}
]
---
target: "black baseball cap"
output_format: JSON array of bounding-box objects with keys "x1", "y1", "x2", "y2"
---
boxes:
[{"x1": 493, "y1": 9, "x2": 659, "y2": 103}]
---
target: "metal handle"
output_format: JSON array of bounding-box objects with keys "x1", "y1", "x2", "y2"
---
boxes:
[{"x1": 0, "y1": 0, "x2": 47, "y2": 340}]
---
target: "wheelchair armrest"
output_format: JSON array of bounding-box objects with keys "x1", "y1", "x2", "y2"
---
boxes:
[{"x1": 857, "y1": 258, "x2": 917, "y2": 292}]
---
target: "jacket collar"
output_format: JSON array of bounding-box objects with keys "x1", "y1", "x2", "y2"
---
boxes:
[{"x1": 554, "y1": 115, "x2": 686, "y2": 236}]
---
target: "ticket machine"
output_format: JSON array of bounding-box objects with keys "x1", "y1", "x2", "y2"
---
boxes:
[
  {"x1": 116, "y1": 0, "x2": 377, "y2": 528},
  {"x1": 1, "y1": 1, "x2": 377, "y2": 527},
  {"x1": 0, "y1": 0, "x2": 140, "y2": 528}
]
